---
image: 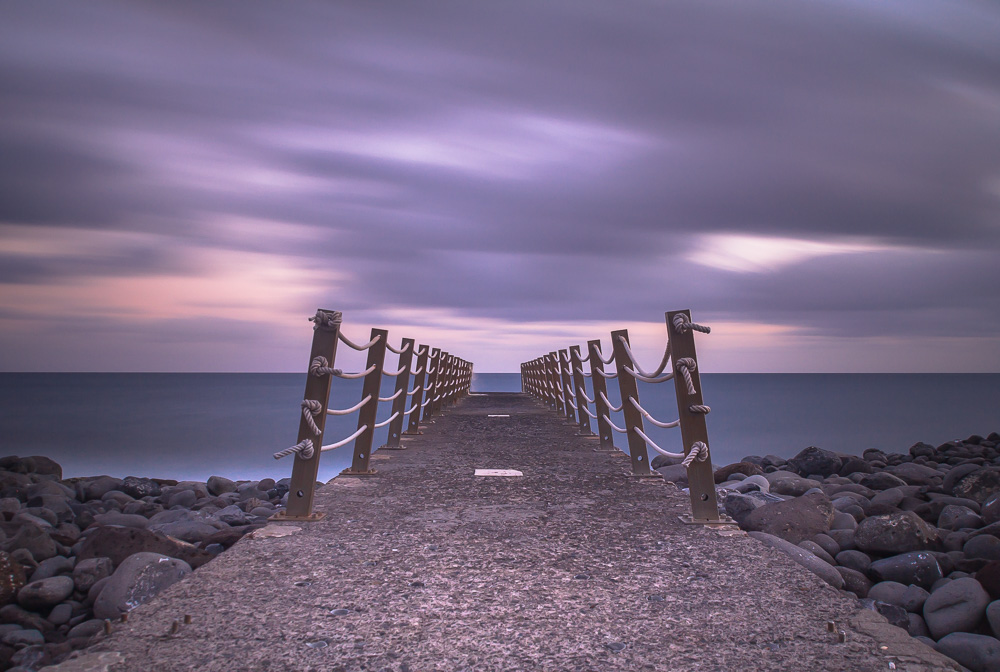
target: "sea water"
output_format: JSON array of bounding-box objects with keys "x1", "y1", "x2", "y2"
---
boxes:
[{"x1": 0, "y1": 372, "x2": 996, "y2": 483}]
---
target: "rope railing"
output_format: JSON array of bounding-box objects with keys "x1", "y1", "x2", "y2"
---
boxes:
[
  {"x1": 277, "y1": 311, "x2": 474, "y2": 521},
  {"x1": 518, "y1": 309, "x2": 721, "y2": 524}
]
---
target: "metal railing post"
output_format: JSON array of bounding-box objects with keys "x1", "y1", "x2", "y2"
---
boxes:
[
  {"x1": 611, "y1": 329, "x2": 652, "y2": 477},
  {"x1": 559, "y1": 349, "x2": 575, "y2": 422},
  {"x1": 667, "y1": 309, "x2": 719, "y2": 522},
  {"x1": 404, "y1": 345, "x2": 428, "y2": 435},
  {"x1": 547, "y1": 352, "x2": 564, "y2": 414},
  {"x1": 381, "y1": 337, "x2": 414, "y2": 450},
  {"x1": 281, "y1": 309, "x2": 341, "y2": 521},
  {"x1": 342, "y1": 328, "x2": 387, "y2": 476},
  {"x1": 570, "y1": 345, "x2": 593, "y2": 436},
  {"x1": 423, "y1": 348, "x2": 441, "y2": 420},
  {"x1": 588, "y1": 339, "x2": 615, "y2": 450}
]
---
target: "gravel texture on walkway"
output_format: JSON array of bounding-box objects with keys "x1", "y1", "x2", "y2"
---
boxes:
[{"x1": 46, "y1": 393, "x2": 960, "y2": 671}]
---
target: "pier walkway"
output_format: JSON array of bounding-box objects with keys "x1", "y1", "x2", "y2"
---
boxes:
[{"x1": 52, "y1": 394, "x2": 956, "y2": 671}]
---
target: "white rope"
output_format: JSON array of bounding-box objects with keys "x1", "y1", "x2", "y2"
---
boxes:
[
  {"x1": 629, "y1": 398, "x2": 680, "y2": 428},
  {"x1": 320, "y1": 425, "x2": 368, "y2": 452},
  {"x1": 594, "y1": 369, "x2": 618, "y2": 379},
  {"x1": 581, "y1": 405, "x2": 598, "y2": 419},
  {"x1": 426, "y1": 366, "x2": 436, "y2": 375},
  {"x1": 602, "y1": 415, "x2": 627, "y2": 434},
  {"x1": 567, "y1": 398, "x2": 578, "y2": 410},
  {"x1": 616, "y1": 335, "x2": 672, "y2": 379},
  {"x1": 273, "y1": 439, "x2": 314, "y2": 460},
  {"x1": 378, "y1": 389, "x2": 403, "y2": 402},
  {"x1": 575, "y1": 366, "x2": 592, "y2": 378},
  {"x1": 373, "y1": 411, "x2": 399, "y2": 429},
  {"x1": 381, "y1": 366, "x2": 406, "y2": 377},
  {"x1": 689, "y1": 404, "x2": 711, "y2": 414},
  {"x1": 406, "y1": 385, "x2": 421, "y2": 396},
  {"x1": 681, "y1": 441, "x2": 710, "y2": 467},
  {"x1": 334, "y1": 364, "x2": 377, "y2": 380},
  {"x1": 578, "y1": 352, "x2": 590, "y2": 363},
  {"x1": 624, "y1": 366, "x2": 674, "y2": 384},
  {"x1": 596, "y1": 350, "x2": 614, "y2": 365},
  {"x1": 410, "y1": 366, "x2": 424, "y2": 376},
  {"x1": 309, "y1": 356, "x2": 340, "y2": 377},
  {"x1": 308, "y1": 310, "x2": 342, "y2": 331},
  {"x1": 339, "y1": 332, "x2": 382, "y2": 351},
  {"x1": 673, "y1": 314, "x2": 711, "y2": 334},
  {"x1": 421, "y1": 398, "x2": 431, "y2": 407},
  {"x1": 579, "y1": 388, "x2": 594, "y2": 404},
  {"x1": 301, "y1": 400, "x2": 323, "y2": 435},
  {"x1": 326, "y1": 395, "x2": 373, "y2": 416},
  {"x1": 386, "y1": 341, "x2": 412, "y2": 355},
  {"x1": 676, "y1": 358, "x2": 698, "y2": 395},
  {"x1": 599, "y1": 391, "x2": 623, "y2": 413},
  {"x1": 403, "y1": 404, "x2": 418, "y2": 416},
  {"x1": 633, "y1": 427, "x2": 684, "y2": 459}
]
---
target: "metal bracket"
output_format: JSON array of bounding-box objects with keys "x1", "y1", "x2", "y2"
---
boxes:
[
  {"x1": 340, "y1": 468, "x2": 377, "y2": 476},
  {"x1": 677, "y1": 514, "x2": 739, "y2": 527},
  {"x1": 402, "y1": 430, "x2": 423, "y2": 436},
  {"x1": 378, "y1": 444, "x2": 407, "y2": 451},
  {"x1": 269, "y1": 510, "x2": 326, "y2": 522}
]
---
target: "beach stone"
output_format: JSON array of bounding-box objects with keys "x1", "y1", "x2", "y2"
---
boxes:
[
  {"x1": 121, "y1": 500, "x2": 163, "y2": 518},
  {"x1": 938, "y1": 505, "x2": 984, "y2": 531},
  {"x1": 855, "y1": 511, "x2": 941, "y2": 554},
  {"x1": 787, "y1": 446, "x2": 842, "y2": 478},
  {"x1": 871, "y1": 487, "x2": 906, "y2": 508},
  {"x1": 119, "y1": 477, "x2": 160, "y2": 500},
  {"x1": 79, "y1": 477, "x2": 122, "y2": 502},
  {"x1": 978, "y1": 563, "x2": 1000, "y2": 600},
  {"x1": 198, "y1": 525, "x2": 260, "y2": 550},
  {"x1": 764, "y1": 471, "x2": 822, "y2": 497},
  {"x1": 91, "y1": 512, "x2": 149, "y2": 529},
  {"x1": 810, "y1": 533, "x2": 840, "y2": 558},
  {"x1": 888, "y1": 462, "x2": 942, "y2": 486},
  {"x1": 860, "y1": 472, "x2": 908, "y2": 491},
  {"x1": 16, "y1": 576, "x2": 74, "y2": 611},
  {"x1": 981, "y1": 494, "x2": 1000, "y2": 526},
  {"x1": 835, "y1": 549, "x2": 871, "y2": 574},
  {"x1": 798, "y1": 540, "x2": 836, "y2": 566},
  {"x1": 46, "y1": 602, "x2": 72, "y2": 626},
  {"x1": 868, "y1": 581, "x2": 930, "y2": 612},
  {"x1": 2, "y1": 629, "x2": 44, "y2": 647},
  {"x1": 650, "y1": 454, "x2": 683, "y2": 470},
  {"x1": 164, "y1": 489, "x2": 197, "y2": 509},
  {"x1": 72, "y1": 557, "x2": 112, "y2": 594},
  {"x1": 207, "y1": 476, "x2": 237, "y2": 496},
  {"x1": 835, "y1": 566, "x2": 871, "y2": 597},
  {"x1": 733, "y1": 475, "x2": 770, "y2": 494},
  {"x1": 953, "y1": 468, "x2": 1000, "y2": 504},
  {"x1": 742, "y1": 492, "x2": 834, "y2": 544},
  {"x1": 147, "y1": 509, "x2": 194, "y2": 526},
  {"x1": 923, "y1": 577, "x2": 991, "y2": 639},
  {"x1": 212, "y1": 505, "x2": 249, "y2": 527},
  {"x1": 66, "y1": 619, "x2": 104, "y2": 640},
  {"x1": 11, "y1": 512, "x2": 52, "y2": 529},
  {"x1": 655, "y1": 464, "x2": 689, "y2": 484},
  {"x1": 830, "y1": 511, "x2": 858, "y2": 531},
  {"x1": 964, "y1": 535, "x2": 1000, "y2": 562},
  {"x1": 935, "y1": 632, "x2": 1000, "y2": 672},
  {"x1": 869, "y1": 551, "x2": 943, "y2": 589},
  {"x1": 256, "y1": 478, "x2": 276, "y2": 491},
  {"x1": 0, "y1": 499, "x2": 20, "y2": 516},
  {"x1": 945, "y1": 463, "x2": 986, "y2": 494},
  {"x1": 4, "y1": 523, "x2": 57, "y2": 562},
  {"x1": 148, "y1": 520, "x2": 218, "y2": 544},
  {"x1": 872, "y1": 600, "x2": 909, "y2": 629},
  {"x1": 714, "y1": 462, "x2": 763, "y2": 483},
  {"x1": 828, "y1": 528, "x2": 856, "y2": 551},
  {"x1": 838, "y1": 457, "x2": 873, "y2": 477},
  {"x1": 748, "y1": 531, "x2": 844, "y2": 589},
  {"x1": 28, "y1": 556, "x2": 73, "y2": 582},
  {"x1": 0, "y1": 553, "x2": 26, "y2": 607},
  {"x1": 0, "y1": 604, "x2": 50, "y2": 632},
  {"x1": 75, "y1": 526, "x2": 213, "y2": 569},
  {"x1": 93, "y1": 552, "x2": 191, "y2": 621},
  {"x1": 907, "y1": 613, "x2": 931, "y2": 638},
  {"x1": 85, "y1": 576, "x2": 110, "y2": 607},
  {"x1": 23, "y1": 457, "x2": 61, "y2": 480},
  {"x1": 987, "y1": 601, "x2": 1000, "y2": 638}
]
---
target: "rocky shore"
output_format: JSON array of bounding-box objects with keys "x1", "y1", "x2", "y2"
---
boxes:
[
  {"x1": 655, "y1": 431, "x2": 1000, "y2": 672},
  {"x1": 0, "y1": 456, "x2": 290, "y2": 671}
]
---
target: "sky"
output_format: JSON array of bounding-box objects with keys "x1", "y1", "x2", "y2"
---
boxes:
[{"x1": 1, "y1": 1, "x2": 999, "y2": 373}]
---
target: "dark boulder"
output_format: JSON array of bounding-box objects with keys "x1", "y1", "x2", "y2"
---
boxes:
[
  {"x1": 867, "y1": 581, "x2": 930, "y2": 612},
  {"x1": 859, "y1": 472, "x2": 908, "y2": 491},
  {"x1": 953, "y1": 468, "x2": 1000, "y2": 504},
  {"x1": 935, "y1": 632, "x2": 1000, "y2": 672},
  {"x1": 742, "y1": 492, "x2": 834, "y2": 544},
  {"x1": 835, "y1": 567, "x2": 871, "y2": 598},
  {"x1": 787, "y1": 447, "x2": 842, "y2": 478},
  {"x1": 714, "y1": 462, "x2": 763, "y2": 483},
  {"x1": 748, "y1": 532, "x2": 843, "y2": 589},
  {"x1": 75, "y1": 526, "x2": 213, "y2": 569},
  {"x1": 855, "y1": 511, "x2": 941, "y2": 555},
  {"x1": 923, "y1": 577, "x2": 991, "y2": 640},
  {"x1": 0, "y1": 552, "x2": 26, "y2": 607},
  {"x1": 868, "y1": 551, "x2": 943, "y2": 589},
  {"x1": 93, "y1": 552, "x2": 191, "y2": 621},
  {"x1": 838, "y1": 457, "x2": 874, "y2": 477},
  {"x1": 119, "y1": 477, "x2": 161, "y2": 499}
]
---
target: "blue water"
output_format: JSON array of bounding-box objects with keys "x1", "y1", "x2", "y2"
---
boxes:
[{"x1": 0, "y1": 373, "x2": 996, "y2": 483}]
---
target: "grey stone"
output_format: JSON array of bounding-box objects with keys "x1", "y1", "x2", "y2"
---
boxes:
[
  {"x1": 860, "y1": 473, "x2": 909, "y2": 491},
  {"x1": 983, "y1": 493, "x2": 1000, "y2": 526},
  {"x1": 165, "y1": 489, "x2": 198, "y2": 509},
  {"x1": 742, "y1": 492, "x2": 834, "y2": 544},
  {"x1": 907, "y1": 613, "x2": 930, "y2": 638},
  {"x1": 66, "y1": 618, "x2": 105, "y2": 640},
  {"x1": 733, "y1": 475, "x2": 770, "y2": 494},
  {"x1": 953, "y1": 468, "x2": 1000, "y2": 505},
  {"x1": 74, "y1": 526, "x2": 213, "y2": 570},
  {"x1": 207, "y1": 476, "x2": 237, "y2": 496},
  {"x1": 811, "y1": 533, "x2": 840, "y2": 558},
  {"x1": 93, "y1": 552, "x2": 192, "y2": 620},
  {"x1": 2, "y1": 628, "x2": 44, "y2": 647},
  {"x1": 944, "y1": 463, "x2": 985, "y2": 495},
  {"x1": 3, "y1": 523, "x2": 57, "y2": 562},
  {"x1": 827, "y1": 528, "x2": 856, "y2": 551},
  {"x1": 763, "y1": 471, "x2": 821, "y2": 497},
  {"x1": 869, "y1": 551, "x2": 943, "y2": 589},
  {"x1": 212, "y1": 505, "x2": 249, "y2": 527},
  {"x1": 257, "y1": 478, "x2": 276, "y2": 491},
  {"x1": 72, "y1": 557, "x2": 113, "y2": 593},
  {"x1": 27, "y1": 555, "x2": 73, "y2": 582},
  {"x1": 655, "y1": 464, "x2": 690, "y2": 484},
  {"x1": 16, "y1": 576, "x2": 74, "y2": 610},
  {"x1": 830, "y1": 511, "x2": 857, "y2": 531},
  {"x1": 748, "y1": 531, "x2": 844, "y2": 589},
  {"x1": 148, "y1": 519, "x2": 218, "y2": 544},
  {"x1": 119, "y1": 477, "x2": 161, "y2": 499},
  {"x1": 938, "y1": 505, "x2": 984, "y2": 531},
  {"x1": 787, "y1": 446, "x2": 842, "y2": 478},
  {"x1": 965, "y1": 535, "x2": 1000, "y2": 562},
  {"x1": 923, "y1": 577, "x2": 991, "y2": 639},
  {"x1": 92, "y1": 511, "x2": 150, "y2": 529},
  {"x1": 887, "y1": 462, "x2": 943, "y2": 487},
  {"x1": 935, "y1": 632, "x2": 1000, "y2": 672},
  {"x1": 835, "y1": 549, "x2": 872, "y2": 574},
  {"x1": 79, "y1": 476, "x2": 123, "y2": 502},
  {"x1": 835, "y1": 566, "x2": 871, "y2": 598},
  {"x1": 855, "y1": 511, "x2": 941, "y2": 554},
  {"x1": 798, "y1": 540, "x2": 836, "y2": 566},
  {"x1": 868, "y1": 581, "x2": 930, "y2": 612},
  {"x1": 650, "y1": 454, "x2": 683, "y2": 470},
  {"x1": 47, "y1": 602, "x2": 72, "y2": 626},
  {"x1": 987, "y1": 600, "x2": 1000, "y2": 639}
]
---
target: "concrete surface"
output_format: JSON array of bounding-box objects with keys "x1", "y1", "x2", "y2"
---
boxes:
[{"x1": 46, "y1": 393, "x2": 962, "y2": 671}]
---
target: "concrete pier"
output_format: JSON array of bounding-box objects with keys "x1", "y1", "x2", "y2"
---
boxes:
[{"x1": 48, "y1": 393, "x2": 959, "y2": 671}]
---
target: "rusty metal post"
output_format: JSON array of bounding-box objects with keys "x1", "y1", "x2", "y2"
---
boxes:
[
  {"x1": 423, "y1": 348, "x2": 441, "y2": 421},
  {"x1": 432, "y1": 351, "x2": 449, "y2": 414},
  {"x1": 403, "y1": 345, "x2": 428, "y2": 435},
  {"x1": 667, "y1": 310, "x2": 720, "y2": 522},
  {"x1": 611, "y1": 329, "x2": 652, "y2": 477},
  {"x1": 570, "y1": 345, "x2": 593, "y2": 436},
  {"x1": 547, "y1": 352, "x2": 564, "y2": 414},
  {"x1": 588, "y1": 339, "x2": 615, "y2": 451},
  {"x1": 342, "y1": 328, "x2": 387, "y2": 476},
  {"x1": 279, "y1": 308, "x2": 341, "y2": 521},
  {"x1": 559, "y1": 349, "x2": 575, "y2": 422},
  {"x1": 380, "y1": 338, "x2": 414, "y2": 450}
]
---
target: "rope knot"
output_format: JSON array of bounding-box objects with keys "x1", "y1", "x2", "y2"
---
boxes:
[
  {"x1": 309, "y1": 310, "x2": 342, "y2": 331},
  {"x1": 301, "y1": 399, "x2": 323, "y2": 435},
  {"x1": 273, "y1": 439, "x2": 314, "y2": 461},
  {"x1": 675, "y1": 358, "x2": 698, "y2": 395},
  {"x1": 309, "y1": 356, "x2": 340, "y2": 377},
  {"x1": 672, "y1": 314, "x2": 711, "y2": 335},
  {"x1": 681, "y1": 441, "x2": 710, "y2": 467}
]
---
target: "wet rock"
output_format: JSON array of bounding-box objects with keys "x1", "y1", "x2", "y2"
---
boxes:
[
  {"x1": 953, "y1": 468, "x2": 1000, "y2": 504},
  {"x1": 78, "y1": 476, "x2": 123, "y2": 502},
  {"x1": 868, "y1": 551, "x2": 943, "y2": 589},
  {"x1": 3, "y1": 523, "x2": 57, "y2": 562},
  {"x1": 798, "y1": 540, "x2": 836, "y2": 565},
  {"x1": 855, "y1": 511, "x2": 941, "y2": 554},
  {"x1": 787, "y1": 446, "x2": 842, "y2": 478},
  {"x1": 116, "y1": 477, "x2": 158, "y2": 500},
  {"x1": 733, "y1": 475, "x2": 770, "y2": 494},
  {"x1": 867, "y1": 581, "x2": 930, "y2": 612},
  {"x1": 0, "y1": 604, "x2": 51, "y2": 632},
  {"x1": 75, "y1": 526, "x2": 213, "y2": 569},
  {"x1": 0, "y1": 553, "x2": 26, "y2": 607},
  {"x1": 742, "y1": 492, "x2": 834, "y2": 544},
  {"x1": 838, "y1": 457, "x2": 873, "y2": 477},
  {"x1": 976, "y1": 562, "x2": 1000, "y2": 600},
  {"x1": 835, "y1": 566, "x2": 871, "y2": 598},
  {"x1": 213, "y1": 505, "x2": 249, "y2": 527},
  {"x1": 873, "y1": 601, "x2": 909, "y2": 629},
  {"x1": 164, "y1": 489, "x2": 198, "y2": 509},
  {"x1": 764, "y1": 471, "x2": 822, "y2": 497},
  {"x1": 2, "y1": 629, "x2": 44, "y2": 647},
  {"x1": 93, "y1": 552, "x2": 191, "y2": 620},
  {"x1": 923, "y1": 577, "x2": 991, "y2": 639},
  {"x1": 938, "y1": 505, "x2": 984, "y2": 531},
  {"x1": 72, "y1": 557, "x2": 112, "y2": 593},
  {"x1": 986, "y1": 601, "x2": 1000, "y2": 639},
  {"x1": 66, "y1": 619, "x2": 104, "y2": 640},
  {"x1": 907, "y1": 613, "x2": 930, "y2": 638},
  {"x1": 147, "y1": 519, "x2": 219, "y2": 544},
  {"x1": 859, "y1": 472, "x2": 909, "y2": 491},
  {"x1": 935, "y1": 632, "x2": 1000, "y2": 672},
  {"x1": 965, "y1": 536, "x2": 1000, "y2": 562},
  {"x1": 835, "y1": 549, "x2": 871, "y2": 574},
  {"x1": 28, "y1": 556, "x2": 73, "y2": 582},
  {"x1": 207, "y1": 476, "x2": 237, "y2": 496},
  {"x1": 714, "y1": 462, "x2": 763, "y2": 483},
  {"x1": 887, "y1": 462, "x2": 942, "y2": 487},
  {"x1": 91, "y1": 511, "x2": 150, "y2": 529},
  {"x1": 748, "y1": 531, "x2": 844, "y2": 589},
  {"x1": 17, "y1": 576, "x2": 74, "y2": 611}
]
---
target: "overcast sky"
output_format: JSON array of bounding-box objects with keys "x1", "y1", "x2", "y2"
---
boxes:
[{"x1": 2, "y1": 1, "x2": 999, "y2": 373}]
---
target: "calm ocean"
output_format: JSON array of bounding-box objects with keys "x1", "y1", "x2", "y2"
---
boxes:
[{"x1": 0, "y1": 373, "x2": 997, "y2": 483}]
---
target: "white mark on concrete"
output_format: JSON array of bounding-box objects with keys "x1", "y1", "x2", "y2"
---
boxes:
[
  {"x1": 248, "y1": 525, "x2": 302, "y2": 539},
  {"x1": 474, "y1": 469, "x2": 523, "y2": 477},
  {"x1": 487, "y1": 414, "x2": 510, "y2": 418}
]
